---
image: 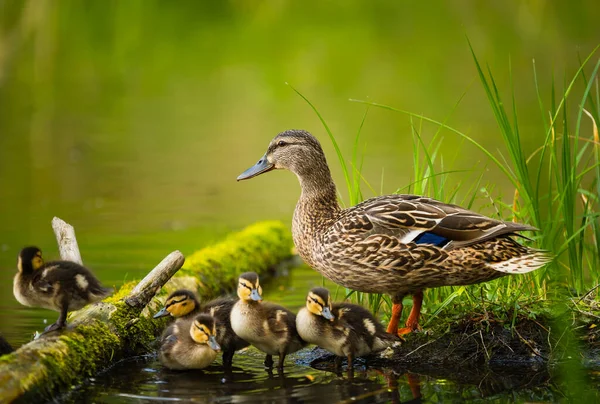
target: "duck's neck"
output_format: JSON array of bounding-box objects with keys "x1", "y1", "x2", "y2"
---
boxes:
[{"x1": 292, "y1": 167, "x2": 341, "y2": 265}]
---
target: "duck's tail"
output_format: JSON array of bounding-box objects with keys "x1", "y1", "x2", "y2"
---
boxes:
[{"x1": 489, "y1": 248, "x2": 553, "y2": 274}]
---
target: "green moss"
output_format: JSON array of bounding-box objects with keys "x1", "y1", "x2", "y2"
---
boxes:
[
  {"x1": 181, "y1": 221, "x2": 293, "y2": 299},
  {"x1": 104, "y1": 280, "x2": 138, "y2": 304},
  {"x1": 109, "y1": 301, "x2": 166, "y2": 353}
]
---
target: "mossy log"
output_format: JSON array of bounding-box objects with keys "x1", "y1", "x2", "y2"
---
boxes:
[{"x1": 0, "y1": 220, "x2": 293, "y2": 403}]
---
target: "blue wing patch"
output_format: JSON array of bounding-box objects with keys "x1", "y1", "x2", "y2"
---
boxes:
[{"x1": 413, "y1": 232, "x2": 450, "y2": 247}]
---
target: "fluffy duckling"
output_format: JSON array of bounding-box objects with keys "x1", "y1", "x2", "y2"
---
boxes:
[
  {"x1": 13, "y1": 246, "x2": 112, "y2": 333},
  {"x1": 0, "y1": 333, "x2": 13, "y2": 355},
  {"x1": 230, "y1": 272, "x2": 306, "y2": 368},
  {"x1": 159, "y1": 313, "x2": 221, "y2": 370},
  {"x1": 153, "y1": 290, "x2": 249, "y2": 366},
  {"x1": 296, "y1": 287, "x2": 399, "y2": 369}
]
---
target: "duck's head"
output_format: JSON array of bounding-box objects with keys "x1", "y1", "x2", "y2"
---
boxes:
[
  {"x1": 237, "y1": 130, "x2": 328, "y2": 181},
  {"x1": 237, "y1": 272, "x2": 263, "y2": 302},
  {"x1": 190, "y1": 314, "x2": 221, "y2": 351},
  {"x1": 153, "y1": 290, "x2": 198, "y2": 319},
  {"x1": 18, "y1": 246, "x2": 44, "y2": 275},
  {"x1": 306, "y1": 287, "x2": 335, "y2": 321}
]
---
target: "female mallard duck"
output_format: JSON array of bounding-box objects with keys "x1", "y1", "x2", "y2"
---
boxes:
[
  {"x1": 13, "y1": 246, "x2": 112, "y2": 333},
  {"x1": 159, "y1": 313, "x2": 221, "y2": 370},
  {"x1": 296, "y1": 287, "x2": 399, "y2": 368},
  {"x1": 153, "y1": 289, "x2": 249, "y2": 366},
  {"x1": 237, "y1": 130, "x2": 552, "y2": 336},
  {"x1": 230, "y1": 272, "x2": 306, "y2": 368}
]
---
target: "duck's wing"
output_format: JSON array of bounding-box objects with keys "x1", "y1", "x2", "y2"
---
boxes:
[
  {"x1": 264, "y1": 303, "x2": 296, "y2": 336},
  {"x1": 331, "y1": 194, "x2": 536, "y2": 250}
]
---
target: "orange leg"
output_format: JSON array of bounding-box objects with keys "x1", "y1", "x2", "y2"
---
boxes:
[
  {"x1": 386, "y1": 301, "x2": 403, "y2": 334},
  {"x1": 398, "y1": 291, "x2": 423, "y2": 335}
]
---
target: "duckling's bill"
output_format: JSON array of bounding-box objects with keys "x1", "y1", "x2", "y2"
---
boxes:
[
  {"x1": 208, "y1": 335, "x2": 221, "y2": 351},
  {"x1": 153, "y1": 307, "x2": 170, "y2": 318},
  {"x1": 321, "y1": 306, "x2": 335, "y2": 321},
  {"x1": 237, "y1": 154, "x2": 274, "y2": 181},
  {"x1": 250, "y1": 289, "x2": 262, "y2": 301}
]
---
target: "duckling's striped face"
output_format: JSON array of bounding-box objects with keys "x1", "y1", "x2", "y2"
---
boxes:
[
  {"x1": 237, "y1": 272, "x2": 263, "y2": 302},
  {"x1": 154, "y1": 292, "x2": 197, "y2": 319},
  {"x1": 190, "y1": 315, "x2": 220, "y2": 351},
  {"x1": 307, "y1": 288, "x2": 334, "y2": 321},
  {"x1": 18, "y1": 247, "x2": 44, "y2": 274}
]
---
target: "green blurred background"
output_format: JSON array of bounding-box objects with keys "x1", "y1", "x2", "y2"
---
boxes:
[{"x1": 1, "y1": 0, "x2": 598, "y2": 345}]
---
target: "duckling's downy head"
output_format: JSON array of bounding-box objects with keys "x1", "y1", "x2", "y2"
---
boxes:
[
  {"x1": 190, "y1": 314, "x2": 221, "y2": 351},
  {"x1": 237, "y1": 272, "x2": 263, "y2": 302},
  {"x1": 153, "y1": 290, "x2": 198, "y2": 319},
  {"x1": 18, "y1": 246, "x2": 44, "y2": 274},
  {"x1": 237, "y1": 130, "x2": 329, "y2": 181},
  {"x1": 306, "y1": 287, "x2": 335, "y2": 321}
]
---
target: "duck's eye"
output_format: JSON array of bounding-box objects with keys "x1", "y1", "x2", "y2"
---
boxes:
[{"x1": 277, "y1": 140, "x2": 288, "y2": 147}]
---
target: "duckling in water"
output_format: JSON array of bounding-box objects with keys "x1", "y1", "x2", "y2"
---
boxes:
[
  {"x1": 296, "y1": 287, "x2": 399, "y2": 369},
  {"x1": 153, "y1": 290, "x2": 249, "y2": 366},
  {"x1": 13, "y1": 246, "x2": 112, "y2": 333},
  {"x1": 159, "y1": 313, "x2": 221, "y2": 370},
  {"x1": 230, "y1": 272, "x2": 306, "y2": 369},
  {"x1": 0, "y1": 333, "x2": 13, "y2": 355}
]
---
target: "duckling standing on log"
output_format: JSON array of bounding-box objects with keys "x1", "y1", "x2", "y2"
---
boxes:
[
  {"x1": 237, "y1": 130, "x2": 553, "y2": 336},
  {"x1": 159, "y1": 313, "x2": 221, "y2": 370},
  {"x1": 296, "y1": 287, "x2": 399, "y2": 369},
  {"x1": 13, "y1": 246, "x2": 113, "y2": 333},
  {"x1": 230, "y1": 272, "x2": 306, "y2": 369},
  {"x1": 153, "y1": 290, "x2": 249, "y2": 367}
]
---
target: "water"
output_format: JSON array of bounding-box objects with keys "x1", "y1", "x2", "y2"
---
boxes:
[
  {"x1": 1, "y1": 1, "x2": 599, "y2": 402},
  {"x1": 58, "y1": 348, "x2": 597, "y2": 403}
]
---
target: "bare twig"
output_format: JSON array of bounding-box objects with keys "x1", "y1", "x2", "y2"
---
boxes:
[
  {"x1": 479, "y1": 330, "x2": 490, "y2": 360},
  {"x1": 52, "y1": 217, "x2": 83, "y2": 265},
  {"x1": 125, "y1": 251, "x2": 185, "y2": 309},
  {"x1": 514, "y1": 328, "x2": 547, "y2": 360},
  {"x1": 575, "y1": 283, "x2": 600, "y2": 305}
]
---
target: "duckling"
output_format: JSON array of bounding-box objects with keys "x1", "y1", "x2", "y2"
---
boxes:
[
  {"x1": 296, "y1": 287, "x2": 399, "y2": 369},
  {"x1": 153, "y1": 289, "x2": 249, "y2": 366},
  {"x1": 0, "y1": 333, "x2": 13, "y2": 355},
  {"x1": 230, "y1": 272, "x2": 306, "y2": 368},
  {"x1": 159, "y1": 313, "x2": 221, "y2": 370},
  {"x1": 13, "y1": 246, "x2": 113, "y2": 333}
]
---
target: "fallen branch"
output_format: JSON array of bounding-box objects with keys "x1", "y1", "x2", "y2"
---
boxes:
[
  {"x1": 51, "y1": 217, "x2": 83, "y2": 265},
  {"x1": 125, "y1": 252, "x2": 186, "y2": 309}
]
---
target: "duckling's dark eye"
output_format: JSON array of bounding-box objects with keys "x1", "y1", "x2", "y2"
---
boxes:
[{"x1": 277, "y1": 140, "x2": 288, "y2": 147}]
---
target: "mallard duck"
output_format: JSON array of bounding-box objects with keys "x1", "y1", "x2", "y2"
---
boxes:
[
  {"x1": 237, "y1": 130, "x2": 552, "y2": 336},
  {"x1": 230, "y1": 272, "x2": 306, "y2": 368},
  {"x1": 153, "y1": 289, "x2": 249, "y2": 366},
  {"x1": 296, "y1": 287, "x2": 399, "y2": 368},
  {"x1": 159, "y1": 313, "x2": 221, "y2": 370},
  {"x1": 13, "y1": 246, "x2": 113, "y2": 333}
]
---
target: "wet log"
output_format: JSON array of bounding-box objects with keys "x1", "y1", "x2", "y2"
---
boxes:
[{"x1": 0, "y1": 219, "x2": 293, "y2": 403}]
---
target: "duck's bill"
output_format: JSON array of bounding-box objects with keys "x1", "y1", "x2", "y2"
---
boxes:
[
  {"x1": 208, "y1": 335, "x2": 221, "y2": 351},
  {"x1": 153, "y1": 307, "x2": 170, "y2": 319},
  {"x1": 321, "y1": 307, "x2": 335, "y2": 321},
  {"x1": 250, "y1": 289, "x2": 263, "y2": 302},
  {"x1": 237, "y1": 154, "x2": 275, "y2": 181}
]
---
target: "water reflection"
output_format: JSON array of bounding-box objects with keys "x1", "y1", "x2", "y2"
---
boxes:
[{"x1": 60, "y1": 346, "x2": 591, "y2": 403}]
